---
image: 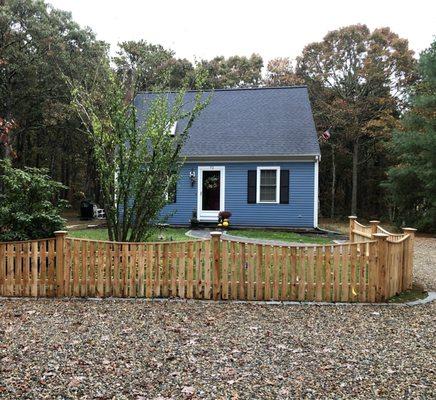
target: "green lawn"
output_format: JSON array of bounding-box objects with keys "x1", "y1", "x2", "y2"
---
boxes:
[
  {"x1": 68, "y1": 227, "x2": 332, "y2": 245},
  {"x1": 228, "y1": 229, "x2": 332, "y2": 244},
  {"x1": 68, "y1": 228, "x2": 189, "y2": 242}
]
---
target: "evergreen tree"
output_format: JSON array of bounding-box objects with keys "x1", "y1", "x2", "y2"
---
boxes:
[{"x1": 385, "y1": 40, "x2": 436, "y2": 232}]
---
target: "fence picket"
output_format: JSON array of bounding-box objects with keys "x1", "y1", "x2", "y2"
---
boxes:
[
  {"x1": 221, "y1": 241, "x2": 228, "y2": 300},
  {"x1": 81, "y1": 241, "x2": 88, "y2": 297},
  {"x1": 230, "y1": 241, "x2": 238, "y2": 300},
  {"x1": 296, "y1": 247, "x2": 305, "y2": 301},
  {"x1": 247, "y1": 244, "x2": 254, "y2": 301},
  {"x1": 264, "y1": 246, "x2": 271, "y2": 301},
  {"x1": 87, "y1": 241, "x2": 94, "y2": 297},
  {"x1": 23, "y1": 242, "x2": 30, "y2": 296},
  {"x1": 350, "y1": 244, "x2": 357, "y2": 301},
  {"x1": 204, "y1": 240, "x2": 211, "y2": 300},
  {"x1": 306, "y1": 247, "x2": 314, "y2": 301},
  {"x1": 105, "y1": 243, "x2": 112, "y2": 297},
  {"x1": 178, "y1": 243, "x2": 186, "y2": 298},
  {"x1": 315, "y1": 247, "x2": 323, "y2": 301},
  {"x1": 162, "y1": 243, "x2": 169, "y2": 297},
  {"x1": 97, "y1": 242, "x2": 105, "y2": 297},
  {"x1": 145, "y1": 244, "x2": 152, "y2": 297},
  {"x1": 187, "y1": 242, "x2": 194, "y2": 299},
  {"x1": 280, "y1": 247, "x2": 288, "y2": 301},
  {"x1": 15, "y1": 243, "x2": 22, "y2": 296},
  {"x1": 341, "y1": 245, "x2": 349, "y2": 302},
  {"x1": 154, "y1": 244, "x2": 161, "y2": 298},
  {"x1": 333, "y1": 246, "x2": 340, "y2": 302},
  {"x1": 239, "y1": 242, "x2": 246, "y2": 300},
  {"x1": 196, "y1": 241, "x2": 203, "y2": 299},
  {"x1": 129, "y1": 244, "x2": 137, "y2": 298},
  {"x1": 272, "y1": 246, "x2": 279, "y2": 300},
  {"x1": 256, "y1": 244, "x2": 263, "y2": 300},
  {"x1": 31, "y1": 241, "x2": 38, "y2": 297},
  {"x1": 325, "y1": 246, "x2": 332, "y2": 302},
  {"x1": 359, "y1": 245, "x2": 367, "y2": 302}
]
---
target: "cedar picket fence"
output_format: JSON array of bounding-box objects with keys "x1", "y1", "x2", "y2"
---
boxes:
[{"x1": 0, "y1": 218, "x2": 416, "y2": 302}]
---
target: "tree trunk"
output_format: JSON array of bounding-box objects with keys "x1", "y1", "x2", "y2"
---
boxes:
[
  {"x1": 351, "y1": 139, "x2": 359, "y2": 215},
  {"x1": 330, "y1": 145, "x2": 336, "y2": 219}
]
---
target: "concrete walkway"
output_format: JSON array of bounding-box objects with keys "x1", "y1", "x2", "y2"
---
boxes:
[{"x1": 186, "y1": 229, "x2": 323, "y2": 246}]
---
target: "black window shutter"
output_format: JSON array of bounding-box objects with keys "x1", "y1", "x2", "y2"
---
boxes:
[
  {"x1": 247, "y1": 170, "x2": 257, "y2": 204},
  {"x1": 280, "y1": 170, "x2": 289, "y2": 204},
  {"x1": 169, "y1": 182, "x2": 177, "y2": 203}
]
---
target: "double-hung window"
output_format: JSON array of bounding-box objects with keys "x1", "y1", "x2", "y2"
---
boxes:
[{"x1": 256, "y1": 167, "x2": 280, "y2": 203}]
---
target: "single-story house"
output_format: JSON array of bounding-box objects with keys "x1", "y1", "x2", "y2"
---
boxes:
[{"x1": 135, "y1": 86, "x2": 320, "y2": 229}]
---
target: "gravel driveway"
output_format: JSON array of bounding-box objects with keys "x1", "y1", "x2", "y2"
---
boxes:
[
  {"x1": 413, "y1": 237, "x2": 436, "y2": 290},
  {"x1": 0, "y1": 237, "x2": 435, "y2": 399},
  {"x1": 1, "y1": 300, "x2": 435, "y2": 399}
]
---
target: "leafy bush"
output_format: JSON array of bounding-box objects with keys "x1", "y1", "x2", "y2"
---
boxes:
[{"x1": 0, "y1": 160, "x2": 68, "y2": 241}]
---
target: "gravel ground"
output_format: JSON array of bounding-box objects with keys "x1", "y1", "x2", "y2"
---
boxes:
[
  {"x1": 1, "y1": 299, "x2": 435, "y2": 399},
  {"x1": 413, "y1": 237, "x2": 436, "y2": 290},
  {"x1": 0, "y1": 237, "x2": 435, "y2": 399}
]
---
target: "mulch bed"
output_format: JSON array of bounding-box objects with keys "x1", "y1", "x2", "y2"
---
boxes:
[{"x1": 1, "y1": 298, "x2": 435, "y2": 399}]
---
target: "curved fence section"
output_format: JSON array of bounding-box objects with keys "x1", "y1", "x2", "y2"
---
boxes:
[{"x1": 0, "y1": 219, "x2": 416, "y2": 302}]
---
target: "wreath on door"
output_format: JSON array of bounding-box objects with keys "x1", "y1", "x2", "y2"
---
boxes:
[{"x1": 204, "y1": 175, "x2": 219, "y2": 189}]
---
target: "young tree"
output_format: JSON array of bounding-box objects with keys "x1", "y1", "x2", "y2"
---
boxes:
[
  {"x1": 384, "y1": 40, "x2": 436, "y2": 232},
  {"x1": 0, "y1": 160, "x2": 67, "y2": 241},
  {"x1": 71, "y1": 72, "x2": 209, "y2": 241},
  {"x1": 297, "y1": 25, "x2": 417, "y2": 215}
]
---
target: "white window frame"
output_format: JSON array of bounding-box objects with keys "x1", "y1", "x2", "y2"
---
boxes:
[{"x1": 256, "y1": 166, "x2": 280, "y2": 204}]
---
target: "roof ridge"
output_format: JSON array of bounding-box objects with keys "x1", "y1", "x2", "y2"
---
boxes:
[{"x1": 137, "y1": 85, "x2": 308, "y2": 95}]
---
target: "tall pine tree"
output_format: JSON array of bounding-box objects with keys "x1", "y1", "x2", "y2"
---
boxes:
[{"x1": 385, "y1": 40, "x2": 436, "y2": 232}]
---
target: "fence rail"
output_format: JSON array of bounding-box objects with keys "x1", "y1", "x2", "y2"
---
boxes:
[{"x1": 0, "y1": 218, "x2": 416, "y2": 302}]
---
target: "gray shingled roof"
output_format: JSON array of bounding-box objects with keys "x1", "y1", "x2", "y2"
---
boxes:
[{"x1": 134, "y1": 86, "x2": 320, "y2": 158}]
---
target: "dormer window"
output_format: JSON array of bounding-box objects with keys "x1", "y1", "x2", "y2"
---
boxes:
[{"x1": 168, "y1": 121, "x2": 177, "y2": 136}]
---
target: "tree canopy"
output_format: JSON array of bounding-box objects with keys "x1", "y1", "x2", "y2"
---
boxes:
[
  {"x1": 296, "y1": 24, "x2": 417, "y2": 217},
  {"x1": 1, "y1": 0, "x2": 432, "y2": 232},
  {"x1": 0, "y1": 0, "x2": 109, "y2": 201}
]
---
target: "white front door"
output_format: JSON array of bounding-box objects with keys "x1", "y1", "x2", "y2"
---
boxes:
[{"x1": 197, "y1": 166, "x2": 225, "y2": 221}]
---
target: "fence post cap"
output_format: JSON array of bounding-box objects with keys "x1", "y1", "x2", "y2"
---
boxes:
[
  {"x1": 348, "y1": 216, "x2": 358, "y2": 220},
  {"x1": 373, "y1": 233, "x2": 389, "y2": 239},
  {"x1": 210, "y1": 231, "x2": 223, "y2": 237},
  {"x1": 54, "y1": 230, "x2": 68, "y2": 235},
  {"x1": 402, "y1": 227, "x2": 417, "y2": 233},
  {"x1": 369, "y1": 220, "x2": 380, "y2": 224}
]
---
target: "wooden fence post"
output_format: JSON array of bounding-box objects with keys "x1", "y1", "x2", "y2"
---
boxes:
[
  {"x1": 369, "y1": 220, "x2": 380, "y2": 238},
  {"x1": 210, "y1": 231, "x2": 222, "y2": 301},
  {"x1": 54, "y1": 231, "x2": 67, "y2": 297},
  {"x1": 373, "y1": 233, "x2": 389, "y2": 301},
  {"x1": 402, "y1": 228, "x2": 416, "y2": 291},
  {"x1": 348, "y1": 216, "x2": 357, "y2": 242}
]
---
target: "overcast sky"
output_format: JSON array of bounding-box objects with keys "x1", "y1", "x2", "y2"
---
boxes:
[{"x1": 49, "y1": 0, "x2": 435, "y2": 62}]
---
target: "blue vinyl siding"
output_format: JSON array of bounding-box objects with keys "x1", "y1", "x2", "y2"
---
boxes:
[{"x1": 161, "y1": 161, "x2": 316, "y2": 228}]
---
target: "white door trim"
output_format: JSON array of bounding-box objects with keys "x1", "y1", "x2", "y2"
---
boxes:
[
  {"x1": 197, "y1": 166, "x2": 225, "y2": 221},
  {"x1": 314, "y1": 157, "x2": 319, "y2": 228}
]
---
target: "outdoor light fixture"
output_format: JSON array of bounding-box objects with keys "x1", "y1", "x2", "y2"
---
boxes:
[{"x1": 189, "y1": 170, "x2": 196, "y2": 186}]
